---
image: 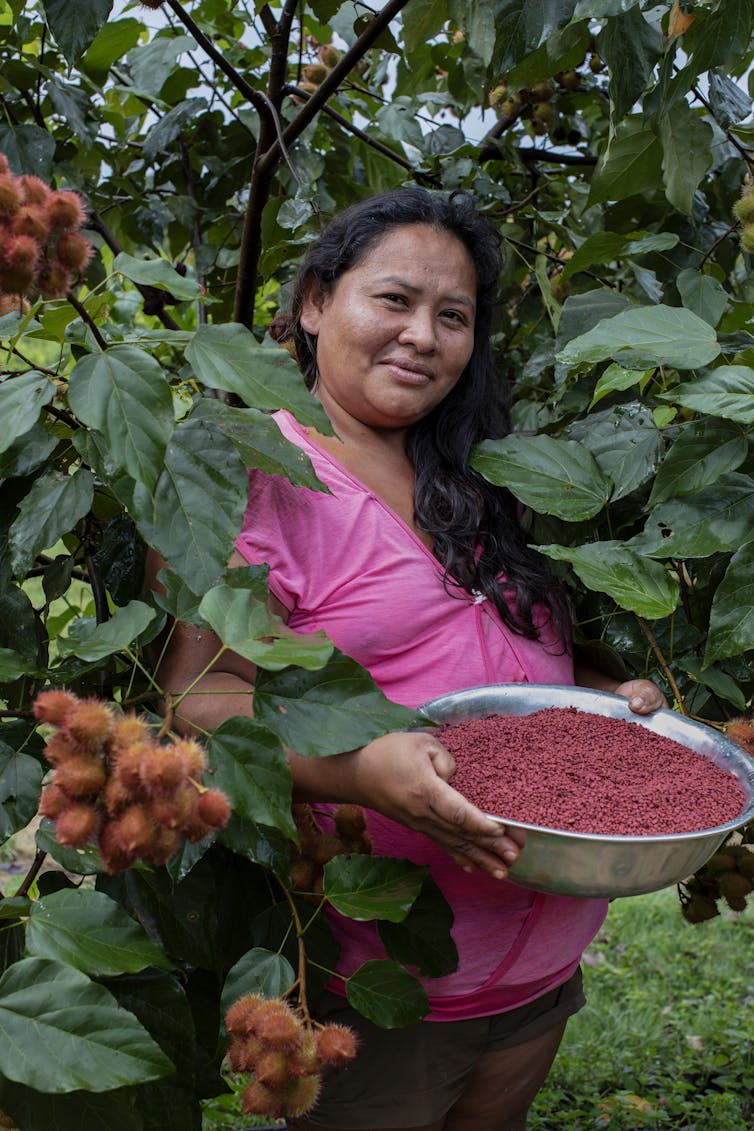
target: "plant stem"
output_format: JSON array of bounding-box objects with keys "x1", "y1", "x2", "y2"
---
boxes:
[{"x1": 634, "y1": 615, "x2": 688, "y2": 714}]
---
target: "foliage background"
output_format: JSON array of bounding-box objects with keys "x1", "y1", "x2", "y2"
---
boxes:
[{"x1": 1, "y1": 0, "x2": 754, "y2": 1125}]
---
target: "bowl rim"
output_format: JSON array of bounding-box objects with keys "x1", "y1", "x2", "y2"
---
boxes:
[{"x1": 420, "y1": 683, "x2": 754, "y2": 845}]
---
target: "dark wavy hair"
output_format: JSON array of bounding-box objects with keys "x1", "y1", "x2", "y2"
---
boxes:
[{"x1": 286, "y1": 187, "x2": 563, "y2": 640}]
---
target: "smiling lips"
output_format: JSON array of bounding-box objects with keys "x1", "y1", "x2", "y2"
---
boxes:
[{"x1": 382, "y1": 357, "x2": 434, "y2": 383}]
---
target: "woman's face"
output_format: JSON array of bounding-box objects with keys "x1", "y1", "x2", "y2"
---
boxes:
[{"x1": 300, "y1": 223, "x2": 477, "y2": 433}]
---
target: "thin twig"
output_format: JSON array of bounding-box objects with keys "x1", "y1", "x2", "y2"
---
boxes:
[
  {"x1": 65, "y1": 291, "x2": 108, "y2": 350},
  {"x1": 16, "y1": 850, "x2": 47, "y2": 897},
  {"x1": 634, "y1": 615, "x2": 688, "y2": 715}
]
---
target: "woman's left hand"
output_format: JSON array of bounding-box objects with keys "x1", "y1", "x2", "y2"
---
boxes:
[{"x1": 613, "y1": 678, "x2": 668, "y2": 714}]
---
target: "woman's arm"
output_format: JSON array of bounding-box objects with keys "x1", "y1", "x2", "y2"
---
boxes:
[{"x1": 147, "y1": 550, "x2": 524, "y2": 879}]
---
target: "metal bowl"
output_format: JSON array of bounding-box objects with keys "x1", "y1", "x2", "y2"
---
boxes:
[{"x1": 421, "y1": 685, "x2": 754, "y2": 899}]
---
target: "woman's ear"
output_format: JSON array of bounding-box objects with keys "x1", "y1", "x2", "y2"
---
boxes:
[{"x1": 300, "y1": 280, "x2": 327, "y2": 335}]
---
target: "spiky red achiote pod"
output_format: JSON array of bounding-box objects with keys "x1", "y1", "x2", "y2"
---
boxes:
[
  {"x1": 0, "y1": 154, "x2": 94, "y2": 306},
  {"x1": 32, "y1": 689, "x2": 232, "y2": 873},
  {"x1": 224, "y1": 993, "x2": 358, "y2": 1121}
]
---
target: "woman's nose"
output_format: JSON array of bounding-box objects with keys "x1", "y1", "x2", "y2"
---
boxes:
[{"x1": 397, "y1": 307, "x2": 436, "y2": 351}]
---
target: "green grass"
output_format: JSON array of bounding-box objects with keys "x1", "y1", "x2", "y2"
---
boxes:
[{"x1": 530, "y1": 888, "x2": 754, "y2": 1129}]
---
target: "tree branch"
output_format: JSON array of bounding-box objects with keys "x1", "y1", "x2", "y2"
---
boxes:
[
  {"x1": 257, "y1": 0, "x2": 412, "y2": 175},
  {"x1": 66, "y1": 291, "x2": 108, "y2": 350}
]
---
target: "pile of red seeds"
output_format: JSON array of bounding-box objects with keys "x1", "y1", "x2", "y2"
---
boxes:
[{"x1": 441, "y1": 708, "x2": 747, "y2": 836}]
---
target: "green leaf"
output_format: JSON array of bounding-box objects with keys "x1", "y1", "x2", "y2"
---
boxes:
[
  {"x1": 36, "y1": 818, "x2": 104, "y2": 876},
  {"x1": 688, "y1": 0, "x2": 752, "y2": 75},
  {"x1": 125, "y1": 35, "x2": 195, "y2": 97},
  {"x1": 143, "y1": 99, "x2": 208, "y2": 163},
  {"x1": 190, "y1": 400, "x2": 328, "y2": 491},
  {"x1": 79, "y1": 18, "x2": 143, "y2": 82},
  {"x1": 492, "y1": 0, "x2": 576, "y2": 74},
  {"x1": 537, "y1": 541, "x2": 679, "y2": 618},
  {"x1": 600, "y1": 7, "x2": 662, "y2": 119},
  {"x1": 199, "y1": 582, "x2": 333, "y2": 671},
  {"x1": 221, "y1": 948, "x2": 296, "y2": 1015},
  {"x1": 0, "y1": 424, "x2": 56, "y2": 481},
  {"x1": 68, "y1": 347, "x2": 175, "y2": 491},
  {"x1": 560, "y1": 231, "x2": 678, "y2": 284},
  {"x1": 131, "y1": 418, "x2": 248, "y2": 596},
  {"x1": 636, "y1": 474, "x2": 754, "y2": 559},
  {"x1": 676, "y1": 269, "x2": 729, "y2": 327},
  {"x1": 41, "y1": 0, "x2": 113, "y2": 65},
  {"x1": 705, "y1": 541, "x2": 754, "y2": 665},
  {"x1": 0, "y1": 372, "x2": 55, "y2": 456},
  {"x1": 207, "y1": 717, "x2": 296, "y2": 839},
  {"x1": 471, "y1": 434, "x2": 611, "y2": 521},
  {"x1": 0, "y1": 744, "x2": 43, "y2": 841},
  {"x1": 708, "y1": 69, "x2": 752, "y2": 127},
  {"x1": 659, "y1": 102, "x2": 713, "y2": 215},
  {"x1": 649, "y1": 419, "x2": 748, "y2": 506},
  {"x1": 568, "y1": 403, "x2": 660, "y2": 501},
  {"x1": 26, "y1": 890, "x2": 173, "y2": 976},
  {"x1": 324, "y1": 855, "x2": 426, "y2": 922},
  {"x1": 0, "y1": 958, "x2": 173, "y2": 1092},
  {"x1": 401, "y1": 0, "x2": 447, "y2": 53},
  {"x1": 590, "y1": 363, "x2": 650, "y2": 408},
  {"x1": 186, "y1": 324, "x2": 332, "y2": 430},
  {"x1": 113, "y1": 253, "x2": 201, "y2": 301},
  {"x1": 0, "y1": 1083, "x2": 144, "y2": 1131},
  {"x1": 346, "y1": 959, "x2": 428, "y2": 1028},
  {"x1": 378, "y1": 875, "x2": 458, "y2": 978},
  {"x1": 667, "y1": 366, "x2": 754, "y2": 424},
  {"x1": 59, "y1": 600, "x2": 157, "y2": 661},
  {"x1": 9, "y1": 469, "x2": 94, "y2": 578},
  {"x1": 0, "y1": 124, "x2": 56, "y2": 178},
  {"x1": 555, "y1": 304, "x2": 720, "y2": 370},
  {"x1": 676, "y1": 656, "x2": 747, "y2": 711},
  {"x1": 0, "y1": 648, "x2": 38, "y2": 682},
  {"x1": 588, "y1": 119, "x2": 663, "y2": 206},
  {"x1": 253, "y1": 651, "x2": 420, "y2": 758}
]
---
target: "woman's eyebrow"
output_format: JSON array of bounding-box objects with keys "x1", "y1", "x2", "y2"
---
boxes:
[{"x1": 374, "y1": 274, "x2": 476, "y2": 312}]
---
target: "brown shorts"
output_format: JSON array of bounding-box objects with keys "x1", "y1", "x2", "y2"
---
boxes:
[{"x1": 288, "y1": 968, "x2": 585, "y2": 1129}]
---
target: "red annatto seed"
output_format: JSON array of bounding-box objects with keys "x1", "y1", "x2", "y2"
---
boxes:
[
  {"x1": 33, "y1": 688, "x2": 79, "y2": 726},
  {"x1": 55, "y1": 803, "x2": 100, "y2": 847},
  {"x1": 141, "y1": 825, "x2": 181, "y2": 867},
  {"x1": 0, "y1": 262, "x2": 34, "y2": 294},
  {"x1": 288, "y1": 1030, "x2": 320, "y2": 1077},
  {"x1": 242, "y1": 1080, "x2": 282, "y2": 1118},
  {"x1": 42, "y1": 732, "x2": 80, "y2": 766},
  {"x1": 139, "y1": 744, "x2": 186, "y2": 795},
  {"x1": 10, "y1": 204, "x2": 49, "y2": 242},
  {"x1": 0, "y1": 153, "x2": 10, "y2": 175},
  {"x1": 196, "y1": 789, "x2": 231, "y2": 828},
  {"x1": 251, "y1": 1000, "x2": 302, "y2": 1051},
  {"x1": 98, "y1": 822, "x2": 135, "y2": 874},
  {"x1": 149, "y1": 784, "x2": 195, "y2": 829},
  {"x1": 18, "y1": 174, "x2": 49, "y2": 205},
  {"x1": 112, "y1": 741, "x2": 153, "y2": 790},
  {"x1": 112, "y1": 804, "x2": 155, "y2": 854},
  {"x1": 283, "y1": 1074, "x2": 322, "y2": 1119},
  {"x1": 440, "y1": 709, "x2": 747, "y2": 836},
  {"x1": 172, "y1": 738, "x2": 207, "y2": 778},
  {"x1": 54, "y1": 231, "x2": 94, "y2": 272},
  {"x1": 38, "y1": 782, "x2": 69, "y2": 819},
  {"x1": 109, "y1": 714, "x2": 151, "y2": 753},
  {"x1": 0, "y1": 173, "x2": 22, "y2": 213},
  {"x1": 46, "y1": 189, "x2": 87, "y2": 231},
  {"x1": 226, "y1": 993, "x2": 266, "y2": 1036},
  {"x1": 54, "y1": 755, "x2": 107, "y2": 799},
  {"x1": 255, "y1": 1049, "x2": 291, "y2": 1089},
  {"x1": 179, "y1": 798, "x2": 214, "y2": 843},
  {"x1": 725, "y1": 717, "x2": 754, "y2": 755},
  {"x1": 64, "y1": 700, "x2": 114, "y2": 747},
  {"x1": 37, "y1": 259, "x2": 70, "y2": 299},
  {"x1": 4, "y1": 234, "x2": 39, "y2": 268},
  {"x1": 315, "y1": 1024, "x2": 359, "y2": 1066}
]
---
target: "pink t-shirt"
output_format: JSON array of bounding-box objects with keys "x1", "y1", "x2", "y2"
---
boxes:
[{"x1": 236, "y1": 410, "x2": 607, "y2": 1020}]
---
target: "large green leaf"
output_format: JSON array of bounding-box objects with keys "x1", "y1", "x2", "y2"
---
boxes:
[
  {"x1": 492, "y1": 0, "x2": 576, "y2": 74},
  {"x1": 142, "y1": 99, "x2": 208, "y2": 163},
  {"x1": 345, "y1": 960, "x2": 428, "y2": 1028},
  {"x1": 198, "y1": 582, "x2": 333, "y2": 671},
  {"x1": 600, "y1": 6, "x2": 662, "y2": 119},
  {"x1": 207, "y1": 717, "x2": 296, "y2": 839},
  {"x1": 68, "y1": 347, "x2": 174, "y2": 491},
  {"x1": 79, "y1": 17, "x2": 143, "y2": 83},
  {"x1": 590, "y1": 364, "x2": 651, "y2": 408},
  {"x1": 659, "y1": 102, "x2": 713, "y2": 215},
  {"x1": 667, "y1": 366, "x2": 754, "y2": 424},
  {"x1": 36, "y1": 819, "x2": 104, "y2": 876},
  {"x1": 705, "y1": 541, "x2": 754, "y2": 665},
  {"x1": 253, "y1": 652, "x2": 420, "y2": 757},
  {"x1": 221, "y1": 948, "x2": 296, "y2": 1015},
  {"x1": 323, "y1": 855, "x2": 426, "y2": 922},
  {"x1": 687, "y1": 0, "x2": 752, "y2": 76},
  {"x1": 588, "y1": 118, "x2": 663, "y2": 206},
  {"x1": 649, "y1": 419, "x2": 748, "y2": 506},
  {"x1": 26, "y1": 890, "x2": 173, "y2": 976},
  {"x1": 190, "y1": 400, "x2": 328, "y2": 491},
  {"x1": 9, "y1": 469, "x2": 94, "y2": 578},
  {"x1": 568, "y1": 403, "x2": 660, "y2": 502},
  {"x1": 676, "y1": 269, "x2": 729, "y2": 328},
  {"x1": 0, "y1": 372, "x2": 55, "y2": 456},
  {"x1": 58, "y1": 600, "x2": 158, "y2": 662},
  {"x1": 635, "y1": 474, "x2": 754, "y2": 558},
  {"x1": 113, "y1": 253, "x2": 201, "y2": 301},
  {"x1": 0, "y1": 743, "x2": 43, "y2": 841},
  {"x1": 555, "y1": 304, "x2": 720, "y2": 370},
  {"x1": 131, "y1": 418, "x2": 248, "y2": 596},
  {"x1": 560, "y1": 231, "x2": 678, "y2": 284},
  {"x1": 0, "y1": 958, "x2": 173, "y2": 1092},
  {"x1": 41, "y1": 0, "x2": 113, "y2": 64},
  {"x1": 401, "y1": 0, "x2": 447, "y2": 53},
  {"x1": 470, "y1": 434, "x2": 611, "y2": 520},
  {"x1": 0, "y1": 424, "x2": 56, "y2": 481},
  {"x1": 378, "y1": 875, "x2": 458, "y2": 978},
  {"x1": 0, "y1": 125, "x2": 55, "y2": 178},
  {"x1": 537, "y1": 541, "x2": 679, "y2": 618},
  {"x1": 185, "y1": 324, "x2": 331, "y2": 430},
  {"x1": 0, "y1": 1082, "x2": 144, "y2": 1131}
]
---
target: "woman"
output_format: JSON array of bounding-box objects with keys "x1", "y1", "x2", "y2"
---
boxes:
[{"x1": 155, "y1": 187, "x2": 665, "y2": 1131}]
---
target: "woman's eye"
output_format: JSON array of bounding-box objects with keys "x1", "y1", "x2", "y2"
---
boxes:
[
  {"x1": 442, "y1": 309, "x2": 467, "y2": 324},
  {"x1": 382, "y1": 293, "x2": 406, "y2": 304}
]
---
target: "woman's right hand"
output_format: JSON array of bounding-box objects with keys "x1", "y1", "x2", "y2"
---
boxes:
[{"x1": 300, "y1": 730, "x2": 526, "y2": 880}]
